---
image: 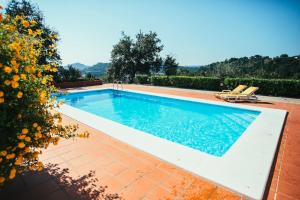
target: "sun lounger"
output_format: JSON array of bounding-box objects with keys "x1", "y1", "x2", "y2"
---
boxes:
[
  {"x1": 220, "y1": 87, "x2": 259, "y2": 103},
  {"x1": 215, "y1": 85, "x2": 247, "y2": 98}
]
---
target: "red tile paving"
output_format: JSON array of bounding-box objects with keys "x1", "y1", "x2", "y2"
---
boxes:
[{"x1": 1, "y1": 84, "x2": 299, "y2": 200}]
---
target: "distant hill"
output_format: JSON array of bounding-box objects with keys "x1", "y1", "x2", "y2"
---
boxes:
[
  {"x1": 68, "y1": 62, "x2": 89, "y2": 71},
  {"x1": 67, "y1": 62, "x2": 110, "y2": 78},
  {"x1": 82, "y1": 62, "x2": 110, "y2": 77},
  {"x1": 196, "y1": 54, "x2": 300, "y2": 79},
  {"x1": 67, "y1": 62, "x2": 203, "y2": 77},
  {"x1": 67, "y1": 54, "x2": 300, "y2": 79}
]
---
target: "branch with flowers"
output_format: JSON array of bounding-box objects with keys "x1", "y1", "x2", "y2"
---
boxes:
[{"x1": 0, "y1": 6, "x2": 88, "y2": 184}]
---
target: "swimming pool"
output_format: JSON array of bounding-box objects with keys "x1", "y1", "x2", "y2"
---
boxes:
[
  {"x1": 55, "y1": 88, "x2": 286, "y2": 200},
  {"x1": 57, "y1": 89, "x2": 260, "y2": 157}
]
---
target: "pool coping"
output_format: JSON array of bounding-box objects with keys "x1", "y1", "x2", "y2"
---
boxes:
[{"x1": 55, "y1": 87, "x2": 287, "y2": 200}]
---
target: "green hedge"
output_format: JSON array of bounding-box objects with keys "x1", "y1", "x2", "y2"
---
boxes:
[
  {"x1": 134, "y1": 75, "x2": 150, "y2": 84},
  {"x1": 224, "y1": 78, "x2": 300, "y2": 98},
  {"x1": 151, "y1": 76, "x2": 221, "y2": 91},
  {"x1": 151, "y1": 76, "x2": 171, "y2": 86},
  {"x1": 150, "y1": 76, "x2": 300, "y2": 97}
]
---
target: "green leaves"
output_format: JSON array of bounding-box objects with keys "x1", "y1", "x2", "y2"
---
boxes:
[
  {"x1": 224, "y1": 78, "x2": 300, "y2": 97},
  {"x1": 151, "y1": 76, "x2": 300, "y2": 97},
  {"x1": 196, "y1": 55, "x2": 300, "y2": 79},
  {"x1": 109, "y1": 31, "x2": 164, "y2": 82},
  {"x1": 163, "y1": 55, "x2": 179, "y2": 76}
]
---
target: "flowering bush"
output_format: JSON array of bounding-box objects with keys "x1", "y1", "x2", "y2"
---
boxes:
[{"x1": 0, "y1": 6, "x2": 86, "y2": 184}]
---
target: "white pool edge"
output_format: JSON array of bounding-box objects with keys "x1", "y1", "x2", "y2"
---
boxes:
[{"x1": 56, "y1": 87, "x2": 287, "y2": 200}]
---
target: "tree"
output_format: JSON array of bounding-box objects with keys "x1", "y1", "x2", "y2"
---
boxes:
[
  {"x1": 5, "y1": 0, "x2": 60, "y2": 66},
  {"x1": 85, "y1": 73, "x2": 94, "y2": 80},
  {"x1": 133, "y1": 31, "x2": 163, "y2": 75},
  {"x1": 0, "y1": 9, "x2": 89, "y2": 185},
  {"x1": 109, "y1": 31, "x2": 163, "y2": 82},
  {"x1": 53, "y1": 66, "x2": 81, "y2": 82},
  {"x1": 110, "y1": 32, "x2": 134, "y2": 81},
  {"x1": 196, "y1": 54, "x2": 300, "y2": 79},
  {"x1": 163, "y1": 55, "x2": 178, "y2": 76},
  {"x1": 67, "y1": 65, "x2": 81, "y2": 82}
]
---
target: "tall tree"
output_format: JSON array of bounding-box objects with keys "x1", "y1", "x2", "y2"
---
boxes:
[
  {"x1": 5, "y1": 0, "x2": 60, "y2": 66},
  {"x1": 109, "y1": 32, "x2": 134, "y2": 81},
  {"x1": 133, "y1": 31, "x2": 163, "y2": 75},
  {"x1": 163, "y1": 55, "x2": 178, "y2": 76},
  {"x1": 109, "y1": 31, "x2": 163, "y2": 82}
]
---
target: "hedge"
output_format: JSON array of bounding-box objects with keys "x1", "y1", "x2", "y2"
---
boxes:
[
  {"x1": 149, "y1": 76, "x2": 300, "y2": 97},
  {"x1": 224, "y1": 78, "x2": 300, "y2": 98},
  {"x1": 151, "y1": 76, "x2": 221, "y2": 91},
  {"x1": 134, "y1": 75, "x2": 150, "y2": 84}
]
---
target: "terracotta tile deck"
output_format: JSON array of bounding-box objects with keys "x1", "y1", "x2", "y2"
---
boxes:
[{"x1": 1, "y1": 84, "x2": 299, "y2": 200}]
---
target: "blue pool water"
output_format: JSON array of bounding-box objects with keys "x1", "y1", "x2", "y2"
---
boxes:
[{"x1": 56, "y1": 89, "x2": 260, "y2": 157}]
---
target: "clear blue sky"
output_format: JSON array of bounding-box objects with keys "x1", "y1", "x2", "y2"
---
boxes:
[{"x1": 2, "y1": 0, "x2": 300, "y2": 66}]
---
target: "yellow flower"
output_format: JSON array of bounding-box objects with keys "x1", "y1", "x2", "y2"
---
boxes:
[
  {"x1": 15, "y1": 15, "x2": 22, "y2": 20},
  {"x1": 24, "y1": 147, "x2": 30, "y2": 153},
  {"x1": 20, "y1": 74, "x2": 27, "y2": 80},
  {"x1": 0, "y1": 98, "x2": 4, "y2": 104},
  {"x1": 18, "y1": 142, "x2": 25, "y2": 149},
  {"x1": 39, "y1": 91, "x2": 47, "y2": 102},
  {"x1": 22, "y1": 20, "x2": 30, "y2": 28},
  {"x1": 4, "y1": 80, "x2": 11, "y2": 86},
  {"x1": 24, "y1": 66, "x2": 31, "y2": 72},
  {"x1": 37, "y1": 126, "x2": 41, "y2": 131},
  {"x1": 15, "y1": 156, "x2": 23, "y2": 165},
  {"x1": 0, "y1": 151, "x2": 7, "y2": 156},
  {"x1": 37, "y1": 71, "x2": 42, "y2": 77},
  {"x1": 44, "y1": 65, "x2": 50, "y2": 70},
  {"x1": 9, "y1": 168, "x2": 16, "y2": 179},
  {"x1": 30, "y1": 20, "x2": 37, "y2": 25},
  {"x1": 6, "y1": 153, "x2": 15, "y2": 160},
  {"x1": 0, "y1": 91, "x2": 4, "y2": 97},
  {"x1": 22, "y1": 128, "x2": 29, "y2": 134},
  {"x1": 4, "y1": 66, "x2": 12, "y2": 73},
  {"x1": 11, "y1": 81, "x2": 19, "y2": 88},
  {"x1": 13, "y1": 75, "x2": 20, "y2": 81},
  {"x1": 34, "y1": 132, "x2": 42, "y2": 139},
  {"x1": 18, "y1": 134, "x2": 26, "y2": 140},
  {"x1": 25, "y1": 137, "x2": 31, "y2": 142},
  {"x1": 33, "y1": 122, "x2": 38, "y2": 127},
  {"x1": 11, "y1": 59, "x2": 19, "y2": 67},
  {"x1": 41, "y1": 78, "x2": 47, "y2": 84},
  {"x1": 28, "y1": 29, "x2": 33, "y2": 35},
  {"x1": 36, "y1": 29, "x2": 42, "y2": 35},
  {"x1": 31, "y1": 66, "x2": 36, "y2": 72},
  {"x1": 17, "y1": 91, "x2": 23, "y2": 98},
  {"x1": 9, "y1": 43, "x2": 21, "y2": 52},
  {"x1": 0, "y1": 177, "x2": 5, "y2": 184}
]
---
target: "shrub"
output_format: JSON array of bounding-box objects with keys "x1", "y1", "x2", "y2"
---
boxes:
[
  {"x1": 85, "y1": 73, "x2": 95, "y2": 80},
  {"x1": 134, "y1": 75, "x2": 150, "y2": 84},
  {"x1": 151, "y1": 76, "x2": 171, "y2": 86},
  {"x1": 224, "y1": 78, "x2": 300, "y2": 97},
  {"x1": 0, "y1": 11, "x2": 86, "y2": 184},
  {"x1": 151, "y1": 76, "x2": 221, "y2": 91},
  {"x1": 54, "y1": 65, "x2": 82, "y2": 83}
]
